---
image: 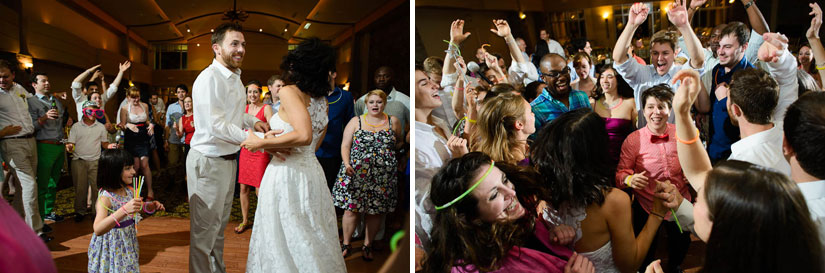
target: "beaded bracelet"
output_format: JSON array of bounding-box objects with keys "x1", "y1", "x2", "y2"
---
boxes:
[{"x1": 676, "y1": 128, "x2": 700, "y2": 145}]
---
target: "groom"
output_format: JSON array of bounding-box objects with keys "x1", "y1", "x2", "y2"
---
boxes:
[{"x1": 188, "y1": 22, "x2": 269, "y2": 273}]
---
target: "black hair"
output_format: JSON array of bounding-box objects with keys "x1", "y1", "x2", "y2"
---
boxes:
[
  {"x1": 85, "y1": 81, "x2": 99, "y2": 90},
  {"x1": 570, "y1": 38, "x2": 589, "y2": 52},
  {"x1": 30, "y1": 72, "x2": 47, "y2": 84},
  {"x1": 702, "y1": 160, "x2": 824, "y2": 273},
  {"x1": 640, "y1": 84, "x2": 674, "y2": 108},
  {"x1": 729, "y1": 68, "x2": 777, "y2": 125},
  {"x1": 719, "y1": 21, "x2": 750, "y2": 48},
  {"x1": 280, "y1": 37, "x2": 336, "y2": 98},
  {"x1": 523, "y1": 81, "x2": 544, "y2": 102},
  {"x1": 592, "y1": 66, "x2": 634, "y2": 101},
  {"x1": 211, "y1": 23, "x2": 244, "y2": 45},
  {"x1": 531, "y1": 108, "x2": 613, "y2": 209},
  {"x1": 784, "y1": 91, "x2": 825, "y2": 180},
  {"x1": 176, "y1": 84, "x2": 189, "y2": 93},
  {"x1": 97, "y1": 149, "x2": 134, "y2": 192},
  {"x1": 246, "y1": 80, "x2": 262, "y2": 90},
  {"x1": 424, "y1": 152, "x2": 551, "y2": 273}
]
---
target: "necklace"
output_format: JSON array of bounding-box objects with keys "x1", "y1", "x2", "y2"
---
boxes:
[
  {"x1": 327, "y1": 90, "x2": 342, "y2": 105},
  {"x1": 363, "y1": 113, "x2": 387, "y2": 127},
  {"x1": 601, "y1": 97, "x2": 623, "y2": 110}
]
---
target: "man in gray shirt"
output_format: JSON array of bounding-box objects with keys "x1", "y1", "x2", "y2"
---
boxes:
[{"x1": 28, "y1": 72, "x2": 69, "y2": 223}]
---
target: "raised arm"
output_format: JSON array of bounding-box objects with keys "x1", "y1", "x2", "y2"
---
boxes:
[
  {"x1": 451, "y1": 57, "x2": 468, "y2": 118},
  {"x1": 743, "y1": 0, "x2": 769, "y2": 35},
  {"x1": 671, "y1": 69, "x2": 711, "y2": 190},
  {"x1": 72, "y1": 64, "x2": 101, "y2": 101},
  {"x1": 442, "y1": 20, "x2": 471, "y2": 78},
  {"x1": 668, "y1": 0, "x2": 705, "y2": 69},
  {"x1": 613, "y1": 3, "x2": 649, "y2": 65},
  {"x1": 687, "y1": 0, "x2": 706, "y2": 23},
  {"x1": 105, "y1": 61, "x2": 131, "y2": 102},
  {"x1": 807, "y1": 2, "x2": 825, "y2": 88},
  {"x1": 490, "y1": 19, "x2": 526, "y2": 64}
]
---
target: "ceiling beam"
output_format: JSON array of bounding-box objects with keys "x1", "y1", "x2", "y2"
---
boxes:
[
  {"x1": 330, "y1": 0, "x2": 406, "y2": 46},
  {"x1": 148, "y1": 0, "x2": 184, "y2": 39},
  {"x1": 60, "y1": 0, "x2": 149, "y2": 47}
]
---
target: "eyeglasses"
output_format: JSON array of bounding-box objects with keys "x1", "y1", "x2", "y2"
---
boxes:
[
  {"x1": 84, "y1": 108, "x2": 105, "y2": 119},
  {"x1": 541, "y1": 66, "x2": 570, "y2": 79}
]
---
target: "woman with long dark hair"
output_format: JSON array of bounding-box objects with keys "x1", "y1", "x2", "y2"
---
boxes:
[
  {"x1": 591, "y1": 66, "x2": 636, "y2": 163},
  {"x1": 424, "y1": 152, "x2": 594, "y2": 273},
  {"x1": 240, "y1": 38, "x2": 346, "y2": 272},
  {"x1": 531, "y1": 109, "x2": 667, "y2": 273}
]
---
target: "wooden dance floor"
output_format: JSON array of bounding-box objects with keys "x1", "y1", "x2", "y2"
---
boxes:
[{"x1": 48, "y1": 216, "x2": 390, "y2": 273}]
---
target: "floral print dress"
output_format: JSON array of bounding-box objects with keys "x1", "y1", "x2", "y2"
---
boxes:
[
  {"x1": 333, "y1": 115, "x2": 398, "y2": 214},
  {"x1": 88, "y1": 188, "x2": 140, "y2": 273}
]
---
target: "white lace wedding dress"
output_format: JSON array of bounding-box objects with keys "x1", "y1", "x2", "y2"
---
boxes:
[{"x1": 246, "y1": 97, "x2": 347, "y2": 273}]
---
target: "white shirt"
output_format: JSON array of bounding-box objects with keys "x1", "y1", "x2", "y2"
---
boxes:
[
  {"x1": 430, "y1": 90, "x2": 458, "y2": 127},
  {"x1": 354, "y1": 87, "x2": 410, "y2": 116},
  {"x1": 798, "y1": 180, "x2": 825, "y2": 249},
  {"x1": 0, "y1": 83, "x2": 35, "y2": 137},
  {"x1": 190, "y1": 59, "x2": 259, "y2": 157},
  {"x1": 414, "y1": 117, "x2": 452, "y2": 250},
  {"x1": 765, "y1": 49, "x2": 799, "y2": 121},
  {"x1": 508, "y1": 59, "x2": 539, "y2": 87},
  {"x1": 613, "y1": 57, "x2": 705, "y2": 110},
  {"x1": 547, "y1": 39, "x2": 565, "y2": 59},
  {"x1": 72, "y1": 81, "x2": 117, "y2": 122},
  {"x1": 68, "y1": 120, "x2": 107, "y2": 161},
  {"x1": 728, "y1": 124, "x2": 791, "y2": 176}
]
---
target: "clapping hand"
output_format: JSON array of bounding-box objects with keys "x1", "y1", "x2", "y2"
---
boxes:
[
  {"x1": 667, "y1": 0, "x2": 690, "y2": 28},
  {"x1": 758, "y1": 32, "x2": 789, "y2": 63},
  {"x1": 489, "y1": 19, "x2": 511, "y2": 38},
  {"x1": 628, "y1": 2, "x2": 650, "y2": 27},
  {"x1": 671, "y1": 69, "x2": 701, "y2": 115},
  {"x1": 450, "y1": 19, "x2": 471, "y2": 45}
]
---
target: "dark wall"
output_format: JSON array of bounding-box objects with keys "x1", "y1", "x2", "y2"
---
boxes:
[{"x1": 351, "y1": 0, "x2": 410, "y2": 99}]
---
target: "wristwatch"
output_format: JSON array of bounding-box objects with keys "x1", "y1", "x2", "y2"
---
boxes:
[{"x1": 743, "y1": 1, "x2": 754, "y2": 9}]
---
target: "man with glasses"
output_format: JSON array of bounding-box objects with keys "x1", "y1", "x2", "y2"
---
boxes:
[
  {"x1": 165, "y1": 84, "x2": 188, "y2": 167},
  {"x1": 530, "y1": 53, "x2": 591, "y2": 133}
]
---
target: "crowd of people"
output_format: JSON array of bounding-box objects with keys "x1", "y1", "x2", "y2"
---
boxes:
[
  {"x1": 415, "y1": 1, "x2": 825, "y2": 272},
  {"x1": 0, "y1": 21, "x2": 408, "y2": 272}
]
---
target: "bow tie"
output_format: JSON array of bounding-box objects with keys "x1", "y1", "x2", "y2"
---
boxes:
[{"x1": 650, "y1": 134, "x2": 669, "y2": 142}]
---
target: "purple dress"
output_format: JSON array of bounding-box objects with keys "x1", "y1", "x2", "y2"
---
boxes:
[{"x1": 604, "y1": 118, "x2": 633, "y2": 164}]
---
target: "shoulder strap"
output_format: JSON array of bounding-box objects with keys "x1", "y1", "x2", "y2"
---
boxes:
[{"x1": 358, "y1": 115, "x2": 362, "y2": 130}]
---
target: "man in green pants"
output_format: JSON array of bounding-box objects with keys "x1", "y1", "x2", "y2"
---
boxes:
[{"x1": 28, "y1": 72, "x2": 69, "y2": 223}]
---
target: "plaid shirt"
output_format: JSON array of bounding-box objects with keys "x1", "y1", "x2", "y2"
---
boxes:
[{"x1": 530, "y1": 89, "x2": 591, "y2": 131}]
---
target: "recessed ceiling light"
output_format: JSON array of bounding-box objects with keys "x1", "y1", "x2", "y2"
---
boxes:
[
  {"x1": 196, "y1": 43, "x2": 200, "y2": 47},
  {"x1": 187, "y1": 28, "x2": 191, "y2": 33},
  {"x1": 304, "y1": 22, "x2": 311, "y2": 29},
  {"x1": 259, "y1": 28, "x2": 263, "y2": 32},
  {"x1": 284, "y1": 28, "x2": 288, "y2": 32},
  {"x1": 210, "y1": 29, "x2": 214, "y2": 32}
]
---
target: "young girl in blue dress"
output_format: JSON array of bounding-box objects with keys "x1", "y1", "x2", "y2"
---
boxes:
[{"x1": 88, "y1": 149, "x2": 165, "y2": 273}]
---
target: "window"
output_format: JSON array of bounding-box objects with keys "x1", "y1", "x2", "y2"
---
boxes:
[
  {"x1": 548, "y1": 10, "x2": 586, "y2": 43},
  {"x1": 154, "y1": 44, "x2": 188, "y2": 70}
]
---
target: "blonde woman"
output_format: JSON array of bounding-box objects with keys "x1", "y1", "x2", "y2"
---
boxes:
[
  {"x1": 470, "y1": 93, "x2": 535, "y2": 166},
  {"x1": 118, "y1": 87, "x2": 154, "y2": 199},
  {"x1": 334, "y1": 89, "x2": 401, "y2": 260}
]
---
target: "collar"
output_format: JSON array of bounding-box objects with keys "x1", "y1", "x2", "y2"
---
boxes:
[
  {"x1": 211, "y1": 59, "x2": 241, "y2": 79},
  {"x1": 798, "y1": 180, "x2": 825, "y2": 201},
  {"x1": 644, "y1": 124, "x2": 672, "y2": 140},
  {"x1": 36, "y1": 93, "x2": 52, "y2": 100},
  {"x1": 715, "y1": 55, "x2": 750, "y2": 78},
  {"x1": 730, "y1": 123, "x2": 780, "y2": 155},
  {"x1": 387, "y1": 87, "x2": 399, "y2": 100}
]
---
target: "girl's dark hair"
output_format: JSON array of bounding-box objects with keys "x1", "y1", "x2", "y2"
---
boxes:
[
  {"x1": 423, "y1": 152, "x2": 551, "y2": 273},
  {"x1": 280, "y1": 38, "x2": 336, "y2": 98},
  {"x1": 523, "y1": 81, "x2": 544, "y2": 102},
  {"x1": 97, "y1": 149, "x2": 134, "y2": 191},
  {"x1": 592, "y1": 66, "x2": 634, "y2": 101},
  {"x1": 531, "y1": 108, "x2": 613, "y2": 209},
  {"x1": 702, "y1": 160, "x2": 824, "y2": 273}
]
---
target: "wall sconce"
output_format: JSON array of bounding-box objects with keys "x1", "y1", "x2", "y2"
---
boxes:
[
  {"x1": 519, "y1": 11, "x2": 527, "y2": 20},
  {"x1": 16, "y1": 54, "x2": 33, "y2": 73},
  {"x1": 343, "y1": 82, "x2": 350, "y2": 91},
  {"x1": 603, "y1": 12, "x2": 609, "y2": 39}
]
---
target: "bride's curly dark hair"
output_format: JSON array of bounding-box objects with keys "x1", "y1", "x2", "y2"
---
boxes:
[{"x1": 280, "y1": 37, "x2": 336, "y2": 98}]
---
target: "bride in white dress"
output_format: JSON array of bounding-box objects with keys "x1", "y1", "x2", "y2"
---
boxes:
[{"x1": 241, "y1": 38, "x2": 346, "y2": 273}]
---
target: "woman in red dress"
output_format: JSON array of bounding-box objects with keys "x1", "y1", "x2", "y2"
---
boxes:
[{"x1": 235, "y1": 81, "x2": 273, "y2": 233}]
